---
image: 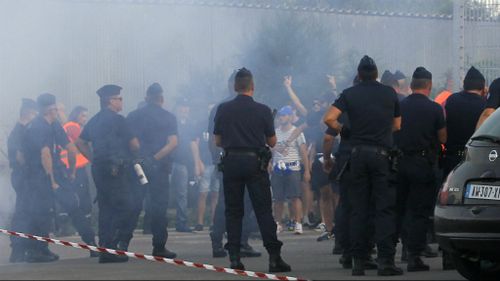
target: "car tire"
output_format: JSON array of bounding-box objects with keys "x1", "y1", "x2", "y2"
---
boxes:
[{"x1": 452, "y1": 254, "x2": 500, "y2": 281}]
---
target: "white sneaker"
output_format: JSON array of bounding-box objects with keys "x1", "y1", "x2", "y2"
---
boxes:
[
  {"x1": 276, "y1": 222, "x2": 283, "y2": 234},
  {"x1": 315, "y1": 222, "x2": 327, "y2": 232},
  {"x1": 294, "y1": 222, "x2": 303, "y2": 234}
]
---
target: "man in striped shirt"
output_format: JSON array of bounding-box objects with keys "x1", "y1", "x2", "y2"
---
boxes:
[{"x1": 271, "y1": 106, "x2": 310, "y2": 235}]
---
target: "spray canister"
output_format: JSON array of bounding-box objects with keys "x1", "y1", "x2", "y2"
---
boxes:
[{"x1": 134, "y1": 163, "x2": 149, "y2": 185}]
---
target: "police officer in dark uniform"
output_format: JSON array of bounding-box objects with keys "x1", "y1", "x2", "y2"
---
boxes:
[
  {"x1": 441, "y1": 67, "x2": 487, "y2": 270},
  {"x1": 126, "y1": 83, "x2": 178, "y2": 259},
  {"x1": 443, "y1": 67, "x2": 487, "y2": 178},
  {"x1": 324, "y1": 56, "x2": 403, "y2": 276},
  {"x1": 209, "y1": 71, "x2": 262, "y2": 259},
  {"x1": 477, "y1": 77, "x2": 500, "y2": 128},
  {"x1": 22, "y1": 93, "x2": 76, "y2": 263},
  {"x1": 8, "y1": 98, "x2": 38, "y2": 263},
  {"x1": 397, "y1": 67, "x2": 447, "y2": 271},
  {"x1": 213, "y1": 68, "x2": 290, "y2": 272},
  {"x1": 76, "y1": 85, "x2": 139, "y2": 263}
]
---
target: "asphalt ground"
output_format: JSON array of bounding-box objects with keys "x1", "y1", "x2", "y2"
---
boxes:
[{"x1": 0, "y1": 228, "x2": 465, "y2": 280}]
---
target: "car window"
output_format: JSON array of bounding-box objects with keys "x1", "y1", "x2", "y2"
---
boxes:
[{"x1": 473, "y1": 109, "x2": 500, "y2": 138}]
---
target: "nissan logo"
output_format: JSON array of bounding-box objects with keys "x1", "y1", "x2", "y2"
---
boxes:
[{"x1": 489, "y1": 150, "x2": 498, "y2": 162}]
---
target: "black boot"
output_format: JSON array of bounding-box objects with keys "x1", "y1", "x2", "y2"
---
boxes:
[
  {"x1": 98, "y1": 252, "x2": 129, "y2": 263},
  {"x1": 407, "y1": 254, "x2": 430, "y2": 272},
  {"x1": 377, "y1": 257, "x2": 404, "y2": 276},
  {"x1": 240, "y1": 244, "x2": 261, "y2": 258},
  {"x1": 229, "y1": 255, "x2": 245, "y2": 270},
  {"x1": 269, "y1": 254, "x2": 291, "y2": 273},
  {"x1": 352, "y1": 258, "x2": 365, "y2": 276},
  {"x1": 210, "y1": 232, "x2": 227, "y2": 258},
  {"x1": 153, "y1": 247, "x2": 177, "y2": 259},
  {"x1": 40, "y1": 247, "x2": 59, "y2": 261},
  {"x1": 25, "y1": 249, "x2": 58, "y2": 263},
  {"x1": 9, "y1": 246, "x2": 26, "y2": 263}
]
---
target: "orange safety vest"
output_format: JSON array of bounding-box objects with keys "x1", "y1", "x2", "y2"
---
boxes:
[
  {"x1": 435, "y1": 90, "x2": 452, "y2": 107},
  {"x1": 60, "y1": 121, "x2": 89, "y2": 169}
]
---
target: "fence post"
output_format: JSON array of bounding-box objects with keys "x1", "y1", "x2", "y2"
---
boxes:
[{"x1": 453, "y1": 0, "x2": 466, "y2": 91}]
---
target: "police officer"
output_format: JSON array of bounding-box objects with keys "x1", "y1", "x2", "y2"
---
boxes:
[
  {"x1": 22, "y1": 93, "x2": 76, "y2": 262},
  {"x1": 476, "y1": 77, "x2": 500, "y2": 128},
  {"x1": 397, "y1": 67, "x2": 447, "y2": 271},
  {"x1": 213, "y1": 68, "x2": 290, "y2": 272},
  {"x1": 443, "y1": 67, "x2": 487, "y2": 178},
  {"x1": 323, "y1": 56, "x2": 403, "y2": 276},
  {"x1": 126, "y1": 83, "x2": 178, "y2": 259},
  {"x1": 76, "y1": 85, "x2": 139, "y2": 263},
  {"x1": 7, "y1": 98, "x2": 38, "y2": 263},
  {"x1": 209, "y1": 72, "x2": 262, "y2": 259}
]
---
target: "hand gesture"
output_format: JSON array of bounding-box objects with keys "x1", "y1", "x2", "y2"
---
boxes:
[
  {"x1": 323, "y1": 157, "x2": 334, "y2": 173},
  {"x1": 283, "y1": 75, "x2": 292, "y2": 88},
  {"x1": 327, "y1": 75, "x2": 337, "y2": 89}
]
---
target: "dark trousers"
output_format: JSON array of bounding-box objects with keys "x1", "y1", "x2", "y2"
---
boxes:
[
  {"x1": 397, "y1": 155, "x2": 437, "y2": 255},
  {"x1": 222, "y1": 154, "x2": 283, "y2": 256},
  {"x1": 127, "y1": 163, "x2": 171, "y2": 249},
  {"x1": 348, "y1": 148, "x2": 396, "y2": 260},
  {"x1": 441, "y1": 154, "x2": 462, "y2": 183},
  {"x1": 333, "y1": 153, "x2": 352, "y2": 256},
  {"x1": 10, "y1": 169, "x2": 30, "y2": 251},
  {"x1": 55, "y1": 167, "x2": 96, "y2": 244},
  {"x1": 211, "y1": 170, "x2": 256, "y2": 248},
  {"x1": 25, "y1": 173, "x2": 55, "y2": 252},
  {"x1": 91, "y1": 164, "x2": 132, "y2": 249}
]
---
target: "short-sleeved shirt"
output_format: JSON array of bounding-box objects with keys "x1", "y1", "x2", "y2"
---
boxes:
[
  {"x1": 273, "y1": 125, "x2": 306, "y2": 171},
  {"x1": 80, "y1": 108, "x2": 134, "y2": 165},
  {"x1": 214, "y1": 95, "x2": 275, "y2": 149},
  {"x1": 485, "y1": 78, "x2": 500, "y2": 109},
  {"x1": 126, "y1": 103, "x2": 177, "y2": 162},
  {"x1": 398, "y1": 93, "x2": 446, "y2": 151},
  {"x1": 7, "y1": 123, "x2": 28, "y2": 170},
  {"x1": 22, "y1": 116, "x2": 70, "y2": 174},
  {"x1": 333, "y1": 80, "x2": 401, "y2": 149},
  {"x1": 172, "y1": 118, "x2": 197, "y2": 165},
  {"x1": 445, "y1": 91, "x2": 486, "y2": 150}
]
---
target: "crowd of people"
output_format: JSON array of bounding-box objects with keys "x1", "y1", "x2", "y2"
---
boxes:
[{"x1": 5, "y1": 56, "x2": 500, "y2": 275}]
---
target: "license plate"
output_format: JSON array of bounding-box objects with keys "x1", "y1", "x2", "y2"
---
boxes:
[{"x1": 465, "y1": 184, "x2": 500, "y2": 201}]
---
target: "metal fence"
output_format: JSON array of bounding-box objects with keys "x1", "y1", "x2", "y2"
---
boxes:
[{"x1": 0, "y1": 0, "x2": 499, "y2": 130}]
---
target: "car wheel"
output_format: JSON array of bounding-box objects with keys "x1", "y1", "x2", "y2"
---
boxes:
[{"x1": 452, "y1": 255, "x2": 500, "y2": 281}]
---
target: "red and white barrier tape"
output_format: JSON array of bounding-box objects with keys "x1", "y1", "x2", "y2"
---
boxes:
[{"x1": 0, "y1": 229, "x2": 307, "y2": 281}]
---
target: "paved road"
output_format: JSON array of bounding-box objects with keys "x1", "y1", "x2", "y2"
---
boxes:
[{"x1": 0, "y1": 229, "x2": 464, "y2": 280}]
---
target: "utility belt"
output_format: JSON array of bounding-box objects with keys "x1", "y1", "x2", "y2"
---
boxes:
[
  {"x1": 351, "y1": 145, "x2": 389, "y2": 157},
  {"x1": 401, "y1": 149, "x2": 431, "y2": 157},
  {"x1": 219, "y1": 147, "x2": 272, "y2": 172}
]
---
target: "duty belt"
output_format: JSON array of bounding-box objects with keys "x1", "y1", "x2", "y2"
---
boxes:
[
  {"x1": 402, "y1": 149, "x2": 430, "y2": 157},
  {"x1": 224, "y1": 148, "x2": 259, "y2": 157},
  {"x1": 352, "y1": 145, "x2": 388, "y2": 156}
]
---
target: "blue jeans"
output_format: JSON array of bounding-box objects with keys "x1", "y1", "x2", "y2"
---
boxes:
[{"x1": 172, "y1": 163, "x2": 189, "y2": 229}]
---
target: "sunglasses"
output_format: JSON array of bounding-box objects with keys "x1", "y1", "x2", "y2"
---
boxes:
[{"x1": 111, "y1": 97, "x2": 123, "y2": 101}]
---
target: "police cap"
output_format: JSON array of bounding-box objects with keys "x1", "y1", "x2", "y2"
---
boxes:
[
  {"x1": 37, "y1": 93, "x2": 56, "y2": 109},
  {"x1": 464, "y1": 66, "x2": 485, "y2": 83},
  {"x1": 412, "y1": 67, "x2": 432, "y2": 80},
  {"x1": 357, "y1": 55, "x2": 377, "y2": 72},
  {"x1": 393, "y1": 70, "x2": 407, "y2": 81},
  {"x1": 489, "y1": 78, "x2": 500, "y2": 98},
  {"x1": 97, "y1": 84, "x2": 122, "y2": 98},
  {"x1": 147, "y1": 83, "x2": 163, "y2": 97},
  {"x1": 21, "y1": 98, "x2": 38, "y2": 112},
  {"x1": 463, "y1": 66, "x2": 485, "y2": 91}
]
